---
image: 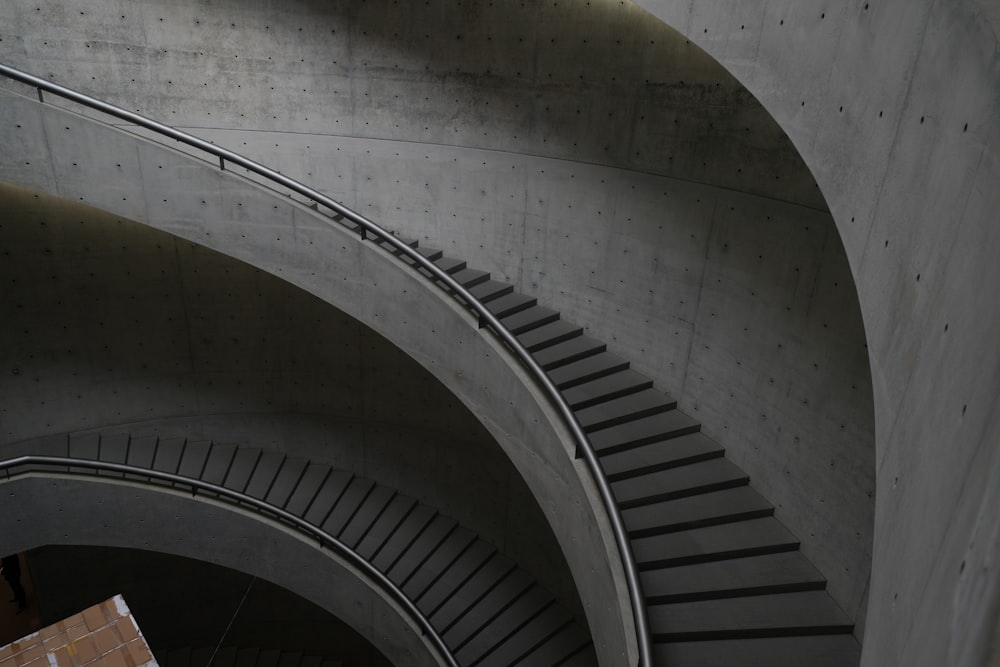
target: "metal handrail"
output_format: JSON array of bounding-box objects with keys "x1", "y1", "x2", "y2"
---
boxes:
[
  {"x1": 0, "y1": 62, "x2": 652, "y2": 667},
  {"x1": 0, "y1": 455, "x2": 459, "y2": 667}
]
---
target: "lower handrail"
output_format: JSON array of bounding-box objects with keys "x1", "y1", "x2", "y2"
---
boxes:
[
  {"x1": 0, "y1": 62, "x2": 651, "y2": 666},
  {"x1": 0, "y1": 455, "x2": 459, "y2": 667}
]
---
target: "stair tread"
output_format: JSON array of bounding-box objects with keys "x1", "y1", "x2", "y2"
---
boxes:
[
  {"x1": 450, "y1": 584, "x2": 551, "y2": 661},
  {"x1": 485, "y1": 292, "x2": 536, "y2": 318},
  {"x1": 533, "y1": 335, "x2": 606, "y2": 370},
  {"x1": 655, "y1": 634, "x2": 860, "y2": 666},
  {"x1": 429, "y1": 552, "x2": 516, "y2": 631},
  {"x1": 339, "y1": 485, "x2": 396, "y2": 548},
  {"x1": 514, "y1": 623, "x2": 593, "y2": 667},
  {"x1": 648, "y1": 590, "x2": 853, "y2": 638},
  {"x1": 432, "y1": 256, "x2": 467, "y2": 274},
  {"x1": 356, "y1": 494, "x2": 418, "y2": 560},
  {"x1": 474, "y1": 604, "x2": 573, "y2": 667},
  {"x1": 244, "y1": 451, "x2": 288, "y2": 500},
  {"x1": 223, "y1": 447, "x2": 262, "y2": 492},
  {"x1": 612, "y1": 457, "x2": 748, "y2": 507},
  {"x1": 623, "y1": 486, "x2": 773, "y2": 537},
  {"x1": 283, "y1": 464, "x2": 337, "y2": 517},
  {"x1": 576, "y1": 388, "x2": 676, "y2": 432},
  {"x1": 262, "y1": 457, "x2": 309, "y2": 507},
  {"x1": 451, "y1": 267, "x2": 489, "y2": 287},
  {"x1": 501, "y1": 305, "x2": 559, "y2": 335},
  {"x1": 632, "y1": 517, "x2": 799, "y2": 568},
  {"x1": 549, "y1": 352, "x2": 630, "y2": 389},
  {"x1": 641, "y1": 551, "x2": 825, "y2": 601},
  {"x1": 201, "y1": 443, "x2": 238, "y2": 485},
  {"x1": 601, "y1": 432, "x2": 725, "y2": 480},
  {"x1": 416, "y1": 539, "x2": 496, "y2": 614},
  {"x1": 468, "y1": 279, "x2": 513, "y2": 302},
  {"x1": 402, "y1": 527, "x2": 478, "y2": 600},
  {"x1": 441, "y1": 568, "x2": 535, "y2": 647},
  {"x1": 386, "y1": 514, "x2": 457, "y2": 583},
  {"x1": 372, "y1": 504, "x2": 438, "y2": 572},
  {"x1": 516, "y1": 319, "x2": 582, "y2": 352},
  {"x1": 320, "y1": 476, "x2": 376, "y2": 538},
  {"x1": 301, "y1": 470, "x2": 354, "y2": 526},
  {"x1": 590, "y1": 410, "x2": 700, "y2": 454},
  {"x1": 561, "y1": 368, "x2": 651, "y2": 408}
]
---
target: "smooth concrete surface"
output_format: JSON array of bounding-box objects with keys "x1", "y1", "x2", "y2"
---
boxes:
[
  {"x1": 0, "y1": 113, "x2": 632, "y2": 665},
  {"x1": 0, "y1": 182, "x2": 580, "y2": 623},
  {"x1": 0, "y1": 476, "x2": 436, "y2": 667},
  {"x1": 0, "y1": 1, "x2": 877, "y2": 646},
  {"x1": 619, "y1": 2, "x2": 1000, "y2": 666}
]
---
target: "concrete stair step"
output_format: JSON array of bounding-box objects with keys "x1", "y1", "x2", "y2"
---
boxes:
[
  {"x1": 641, "y1": 551, "x2": 826, "y2": 604},
  {"x1": 589, "y1": 410, "x2": 700, "y2": 455},
  {"x1": 242, "y1": 451, "x2": 289, "y2": 500},
  {"x1": 234, "y1": 648, "x2": 259, "y2": 667},
  {"x1": 416, "y1": 246, "x2": 443, "y2": 261},
  {"x1": 338, "y1": 484, "x2": 396, "y2": 548},
  {"x1": 416, "y1": 539, "x2": 497, "y2": 614},
  {"x1": 402, "y1": 526, "x2": 479, "y2": 600},
  {"x1": 632, "y1": 517, "x2": 800, "y2": 569},
  {"x1": 561, "y1": 368, "x2": 651, "y2": 409},
  {"x1": 150, "y1": 437, "x2": 188, "y2": 475},
  {"x1": 431, "y1": 255, "x2": 467, "y2": 274},
  {"x1": 320, "y1": 476, "x2": 376, "y2": 538},
  {"x1": 282, "y1": 464, "x2": 337, "y2": 517},
  {"x1": 468, "y1": 279, "x2": 513, "y2": 303},
  {"x1": 532, "y1": 335, "x2": 606, "y2": 370},
  {"x1": 576, "y1": 388, "x2": 677, "y2": 432},
  {"x1": 474, "y1": 603, "x2": 573, "y2": 667},
  {"x1": 623, "y1": 486, "x2": 773, "y2": 538},
  {"x1": 485, "y1": 291, "x2": 537, "y2": 318},
  {"x1": 355, "y1": 493, "x2": 419, "y2": 560},
  {"x1": 442, "y1": 568, "x2": 535, "y2": 647},
  {"x1": 260, "y1": 456, "x2": 309, "y2": 507},
  {"x1": 548, "y1": 352, "x2": 630, "y2": 390},
  {"x1": 600, "y1": 432, "x2": 725, "y2": 481},
  {"x1": 516, "y1": 319, "x2": 583, "y2": 352},
  {"x1": 223, "y1": 447, "x2": 264, "y2": 493},
  {"x1": 451, "y1": 267, "x2": 490, "y2": 288},
  {"x1": 213, "y1": 647, "x2": 238, "y2": 667},
  {"x1": 200, "y1": 442, "x2": 239, "y2": 486},
  {"x1": 501, "y1": 305, "x2": 560, "y2": 335},
  {"x1": 653, "y1": 634, "x2": 861, "y2": 667},
  {"x1": 386, "y1": 514, "x2": 458, "y2": 583},
  {"x1": 255, "y1": 649, "x2": 281, "y2": 667},
  {"x1": 513, "y1": 622, "x2": 595, "y2": 667},
  {"x1": 300, "y1": 470, "x2": 354, "y2": 527},
  {"x1": 370, "y1": 504, "x2": 438, "y2": 572},
  {"x1": 612, "y1": 456, "x2": 749, "y2": 508},
  {"x1": 429, "y1": 552, "x2": 517, "y2": 630},
  {"x1": 648, "y1": 590, "x2": 854, "y2": 640},
  {"x1": 451, "y1": 584, "x2": 551, "y2": 661}
]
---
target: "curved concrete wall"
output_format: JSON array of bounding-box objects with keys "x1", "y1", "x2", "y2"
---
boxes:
[
  {"x1": 0, "y1": 476, "x2": 438, "y2": 667},
  {"x1": 0, "y1": 107, "x2": 632, "y2": 664},
  {"x1": 1, "y1": 0, "x2": 876, "y2": 638},
  {"x1": 624, "y1": 2, "x2": 1000, "y2": 666},
  {"x1": 0, "y1": 181, "x2": 579, "y2": 621}
]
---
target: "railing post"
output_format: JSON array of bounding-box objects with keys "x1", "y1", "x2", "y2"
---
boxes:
[
  {"x1": 219, "y1": 156, "x2": 225, "y2": 171},
  {"x1": 36, "y1": 87, "x2": 43, "y2": 103}
]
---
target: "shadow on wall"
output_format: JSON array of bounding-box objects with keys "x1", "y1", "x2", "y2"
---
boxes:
[{"x1": 0, "y1": 0, "x2": 823, "y2": 209}]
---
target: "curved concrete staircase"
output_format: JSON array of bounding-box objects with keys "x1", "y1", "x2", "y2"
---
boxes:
[
  {"x1": 12, "y1": 431, "x2": 597, "y2": 667},
  {"x1": 381, "y1": 239, "x2": 863, "y2": 666}
]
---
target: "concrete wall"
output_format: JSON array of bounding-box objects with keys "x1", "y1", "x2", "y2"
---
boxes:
[
  {"x1": 0, "y1": 181, "x2": 579, "y2": 622},
  {"x1": 0, "y1": 476, "x2": 436, "y2": 667},
  {"x1": 624, "y1": 2, "x2": 1000, "y2": 666},
  {"x1": 0, "y1": 0, "x2": 877, "y2": 639},
  {"x1": 0, "y1": 107, "x2": 632, "y2": 664}
]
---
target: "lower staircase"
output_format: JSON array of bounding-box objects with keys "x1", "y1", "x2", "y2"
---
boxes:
[
  {"x1": 9, "y1": 432, "x2": 597, "y2": 667},
  {"x1": 383, "y1": 236, "x2": 863, "y2": 666}
]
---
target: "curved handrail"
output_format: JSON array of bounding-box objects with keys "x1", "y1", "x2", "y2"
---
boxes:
[
  {"x1": 0, "y1": 455, "x2": 459, "y2": 667},
  {"x1": 0, "y1": 62, "x2": 652, "y2": 667}
]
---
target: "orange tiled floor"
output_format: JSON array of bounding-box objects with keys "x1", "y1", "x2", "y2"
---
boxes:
[{"x1": 0, "y1": 595, "x2": 156, "y2": 667}]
